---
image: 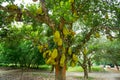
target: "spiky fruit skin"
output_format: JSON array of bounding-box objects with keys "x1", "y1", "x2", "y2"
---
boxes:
[
  {"x1": 36, "y1": 7, "x2": 42, "y2": 15},
  {"x1": 63, "y1": 27, "x2": 69, "y2": 37},
  {"x1": 57, "y1": 38, "x2": 63, "y2": 46},
  {"x1": 53, "y1": 31, "x2": 61, "y2": 43},
  {"x1": 72, "y1": 54, "x2": 78, "y2": 62},
  {"x1": 46, "y1": 57, "x2": 56, "y2": 65},
  {"x1": 43, "y1": 52, "x2": 47, "y2": 58},
  {"x1": 83, "y1": 48, "x2": 88, "y2": 54},
  {"x1": 48, "y1": 50, "x2": 52, "y2": 56},
  {"x1": 50, "y1": 59, "x2": 56, "y2": 65},
  {"x1": 54, "y1": 31, "x2": 60, "y2": 39},
  {"x1": 43, "y1": 50, "x2": 50, "y2": 58},
  {"x1": 46, "y1": 57, "x2": 52, "y2": 64},
  {"x1": 51, "y1": 48, "x2": 58, "y2": 59},
  {"x1": 71, "y1": 61, "x2": 75, "y2": 67},
  {"x1": 60, "y1": 54, "x2": 66, "y2": 67}
]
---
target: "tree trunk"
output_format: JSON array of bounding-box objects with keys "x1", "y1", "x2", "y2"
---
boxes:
[
  {"x1": 88, "y1": 59, "x2": 92, "y2": 72},
  {"x1": 115, "y1": 63, "x2": 119, "y2": 71},
  {"x1": 83, "y1": 66, "x2": 88, "y2": 80},
  {"x1": 50, "y1": 65, "x2": 54, "y2": 73},
  {"x1": 55, "y1": 64, "x2": 66, "y2": 80},
  {"x1": 83, "y1": 53, "x2": 88, "y2": 80}
]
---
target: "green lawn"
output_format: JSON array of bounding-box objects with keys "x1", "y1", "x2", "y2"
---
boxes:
[{"x1": 67, "y1": 66, "x2": 104, "y2": 72}]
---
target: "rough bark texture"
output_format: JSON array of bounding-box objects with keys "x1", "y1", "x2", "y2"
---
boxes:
[
  {"x1": 83, "y1": 66, "x2": 88, "y2": 80},
  {"x1": 55, "y1": 64, "x2": 66, "y2": 80},
  {"x1": 83, "y1": 54, "x2": 88, "y2": 80}
]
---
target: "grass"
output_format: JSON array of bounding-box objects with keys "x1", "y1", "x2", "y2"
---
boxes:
[
  {"x1": 38, "y1": 65, "x2": 51, "y2": 70},
  {"x1": 67, "y1": 66, "x2": 84, "y2": 72},
  {"x1": 0, "y1": 63, "x2": 51, "y2": 71},
  {"x1": 91, "y1": 66, "x2": 105, "y2": 72},
  {"x1": 67, "y1": 66, "x2": 104, "y2": 72},
  {"x1": 0, "y1": 63, "x2": 104, "y2": 72}
]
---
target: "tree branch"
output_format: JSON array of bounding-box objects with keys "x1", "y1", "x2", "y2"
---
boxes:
[
  {"x1": 0, "y1": 3, "x2": 55, "y2": 31},
  {"x1": 76, "y1": 27, "x2": 98, "y2": 52},
  {"x1": 40, "y1": 0, "x2": 55, "y2": 31}
]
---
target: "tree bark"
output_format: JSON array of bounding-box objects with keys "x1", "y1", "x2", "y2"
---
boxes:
[
  {"x1": 83, "y1": 54, "x2": 88, "y2": 80},
  {"x1": 115, "y1": 63, "x2": 119, "y2": 71},
  {"x1": 55, "y1": 64, "x2": 66, "y2": 80},
  {"x1": 88, "y1": 59, "x2": 92, "y2": 72},
  {"x1": 83, "y1": 65, "x2": 88, "y2": 80},
  {"x1": 50, "y1": 65, "x2": 54, "y2": 73}
]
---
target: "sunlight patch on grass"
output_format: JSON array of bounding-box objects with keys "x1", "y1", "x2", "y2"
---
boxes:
[
  {"x1": 38, "y1": 65, "x2": 51, "y2": 70},
  {"x1": 67, "y1": 66, "x2": 84, "y2": 72}
]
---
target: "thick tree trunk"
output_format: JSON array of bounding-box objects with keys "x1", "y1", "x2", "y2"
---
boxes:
[{"x1": 55, "y1": 64, "x2": 66, "y2": 80}]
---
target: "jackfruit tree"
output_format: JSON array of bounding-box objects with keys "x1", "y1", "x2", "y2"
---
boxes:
[{"x1": 0, "y1": 0, "x2": 120, "y2": 80}]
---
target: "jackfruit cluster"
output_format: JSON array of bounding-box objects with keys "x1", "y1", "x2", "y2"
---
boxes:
[
  {"x1": 70, "y1": 54, "x2": 78, "y2": 67},
  {"x1": 43, "y1": 50, "x2": 51, "y2": 58},
  {"x1": 60, "y1": 54, "x2": 66, "y2": 67},
  {"x1": 63, "y1": 27, "x2": 75, "y2": 38},
  {"x1": 72, "y1": 54, "x2": 78, "y2": 62},
  {"x1": 51, "y1": 48, "x2": 58, "y2": 59},
  {"x1": 71, "y1": 61, "x2": 76, "y2": 67},
  {"x1": 53, "y1": 30, "x2": 63, "y2": 46},
  {"x1": 63, "y1": 27, "x2": 69, "y2": 37},
  {"x1": 83, "y1": 47, "x2": 88, "y2": 54},
  {"x1": 46, "y1": 57, "x2": 56, "y2": 65},
  {"x1": 36, "y1": 7, "x2": 43, "y2": 15},
  {"x1": 43, "y1": 48, "x2": 58, "y2": 65}
]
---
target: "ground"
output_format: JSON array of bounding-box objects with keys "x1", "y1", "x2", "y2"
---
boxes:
[{"x1": 0, "y1": 67, "x2": 120, "y2": 80}]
